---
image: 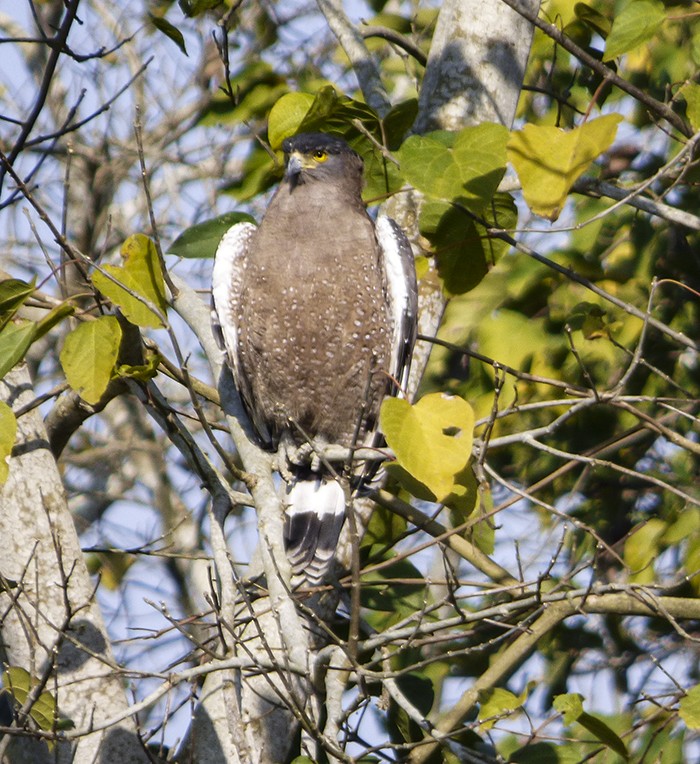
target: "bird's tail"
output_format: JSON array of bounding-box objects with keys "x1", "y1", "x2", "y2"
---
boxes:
[{"x1": 283, "y1": 476, "x2": 346, "y2": 586}]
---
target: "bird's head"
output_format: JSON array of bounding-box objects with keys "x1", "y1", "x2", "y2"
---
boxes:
[{"x1": 281, "y1": 132, "x2": 363, "y2": 192}]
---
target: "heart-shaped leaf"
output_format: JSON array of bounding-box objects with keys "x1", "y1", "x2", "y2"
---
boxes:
[
  {"x1": 380, "y1": 393, "x2": 474, "y2": 500},
  {"x1": 507, "y1": 114, "x2": 622, "y2": 220}
]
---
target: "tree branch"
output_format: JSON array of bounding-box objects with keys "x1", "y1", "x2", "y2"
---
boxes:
[{"x1": 315, "y1": 0, "x2": 392, "y2": 117}]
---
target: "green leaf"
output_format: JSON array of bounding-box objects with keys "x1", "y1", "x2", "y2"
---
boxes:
[
  {"x1": 198, "y1": 61, "x2": 287, "y2": 127},
  {"x1": 398, "y1": 124, "x2": 509, "y2": 212},
  {"x1": 466, "y1": 483, "x2": 495, "y2": 554},
  {"x1": 0, "y1": 401, "x2": 16, "y2": 484},
  {"x1": 380, "y1": 393, "x2": 474, "y2": 501},
  {"x1": 578, "y1": 711, "x2": 629, "y2": 758},
  {"x1": 267, "y1": 87, "x2": 403, "y2": 203},
  {"x1": 179, "y1": 0, "x2": 222, "y2": 18},
  {"x1": 0, "y1": 277, "x2": 35, "y2": 328},
  {"x1": 390, "y1": 673, "x2": 435, "y2": 743},
  {"x1": 92, "y1": 234, "x2": 167, "y2": 328},
  {"x1": 149, "y1": 14, "x2": 188, "y2": 55},
  {"x1": 679, "y1": 683, "x2": 700, "y2": 729},
  {"x1": 116, "y1": 350, "x2": 161, "y2": 382},
  {"x1": 167, "y1": 212, "x2": 256, "y2": 259},
  {"x1": 479, "y1": 192, "x2": 518, "y2": 264},
  {"x1": 267, "y1": 92, "x2": 315, "y2": 149},
  {"x1": 603, "y1": 0, "x2": 665, "y2": 62},
  {"x1": 59, "y1": 316, "x2": 122, "y2": 405},
  {"x1": 0, "y1": 321, "x2": 37, "y2": 378},
  {"x1": 507, "y1": 114, "x2": 623, "y2": 220},
  {"x1": 223, "y1": 144, "x2": 279, "y2": 202},
  {"x1": 623, "y1": 518, "x2": 665, "y2": 583},
  {"x1": 662, "y1": 508, "x2": 700, "y2": 545},
  {"x1": 553, "y1": 693, "x2": 628, "y2": 758},
  {"x1": 361, "y1": 558, "x2": 426, "y2": 629},
  {"x1": 382, "y1": 99, "x2": 418, "y2": 149},
  {"x1": 567, "y1": 302, "x2": 609, "y2": 339},
  {"x1": 361, "y1": 503, "x2": 408, "y2": 550},
  {"x1": 85, "y1": 551, "x2": 135, "y2": 590},
  {"x1": 678, "y1": 82, "x2": 700, "y2": 132},
  {"x1": 574, "y1": 3, "x2": 612, "y2": 38},
  {"x1": 553, "y1": 693, "x2": 584, "y2": 725},
  {"x1": 478, "y1": 687, "x2": 523, "y2": 730},
  {"x1": 419, "y1": 200, "x2": 487, "y2": 296},
  {"x1": 35, "y1": 302, "x2": 74, "y2": 339},
  {"x1": 508, "y1": 741, "x2": 579, "y2": 763},
  {"x1": 2, "y1": 666, "x2": 58, "y2": 732}
]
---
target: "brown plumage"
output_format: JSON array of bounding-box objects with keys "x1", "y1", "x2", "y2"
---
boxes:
[{"x1": 212, "y1": 132, "x2": 417, "y2": 583}]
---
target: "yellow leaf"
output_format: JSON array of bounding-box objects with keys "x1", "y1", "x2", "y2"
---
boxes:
[
  {"x1": 507, "y1": 114, "x2": 623, "y2": 220},
  {"x1": 380, "y1": 393, "x2": 474, "y2": 500},
  {"x1": 92, "y1": 234, "x2": 167, "y2": 328},
  {"x1": 268, "y1": 92, "x2": 315, "y2": 150},
  {"x1": 478, "y1": 687, "x2": 523, "y2": 730},
  {"x1": 624, "y1": 518, "x2": 666, "y2": 583},
  {"x1": 0, "y1": 401, "x2": 16, "y2": 484},
  {"x1": 680, "y1": 683, "x2": 700, "y2": 729},
  {"x1": 678, "y1": 82, "x2": 700, "y2": 132},
  {"x1": 60, "y1": 316, "x2": 122, "y2": 405}
]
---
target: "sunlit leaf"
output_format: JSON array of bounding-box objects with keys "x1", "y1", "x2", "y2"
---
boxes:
[
  {"x1": 554, "y1": 692, "x2": 585, "y2": 724},
  {"x1": 268, "y1": 92, "x2": 315, "y2": 149},
  {"x1": 59, "y1": 316, "x2": 122, "y2": 405},
  {"x1": 35, "y1": 303, "x2": 74, "y2": 339},
  {"x1": 0, "y1": 320, "x2": 36, "y2": 378},
  {"x1": 678, "y1": 82, "x2": 700, "y2": 132},
  {"x1": 2, "y1": 666, "x2": 65, "y2": 735},
  {"x1": 380, "y1": 393, "x2": 474, "y2": 500},
  {"x1": 679, "y1": 684, "x2": 700, "y2": 729},
  {"x1": 604, "y1": 0, "x2": 665, "y2": 61},
  {"x1": 0, "y1": 277, "x2": 35, "y2": 328},
  {"x1": 478, "y1": 687, "x2": 523, "y2": 730},
  {"x1": 507, "y1": 114, "x2": 623, "y2": 220},
  {"x1": 624, "y1": 518, "x2": 665, "y2": 583},
  {"x1": 398, "y1": 124, "x2": 509, "y2": 211},
  {"x1": 167, "y1": 212, "x2": 256, "y2": 259},
  {"x1": 92, "y1": 234, "x2": 167, "y2": 328},
  {"x1": 0, "y1": 401, "x2": 16, "y2": 484}
]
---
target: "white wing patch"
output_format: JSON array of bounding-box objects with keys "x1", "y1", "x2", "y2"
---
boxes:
[
  {"x1": 212, "y1": 222, "x2": 274, "y2": 441},
  {"x1": 375, "y1": 215, "x2": 418, "y2": 396},
  {"x1": 211, "y1": 221, "x2": 256, "y2": 364}
]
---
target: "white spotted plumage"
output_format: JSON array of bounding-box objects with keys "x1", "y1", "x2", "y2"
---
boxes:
[{"x1": 211, "y1": 133, "x2": 417, "y2": 585}]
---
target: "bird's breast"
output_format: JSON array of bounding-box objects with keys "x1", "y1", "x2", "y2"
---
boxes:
[{"x1": 236, "y1": 200, "x2": 393, "y2": 445}]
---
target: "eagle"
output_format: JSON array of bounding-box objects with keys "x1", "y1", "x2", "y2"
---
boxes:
[{"x1": 212, "y1": 132, "x2": 417, "y2": 584}]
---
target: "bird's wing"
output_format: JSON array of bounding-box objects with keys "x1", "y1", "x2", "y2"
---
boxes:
[
  {"x1": 211, "y1": 222, "x2": 272, "y2": 446},
  {"x1": 375, "y1": 215, "x2": 418, "y2": 396}
]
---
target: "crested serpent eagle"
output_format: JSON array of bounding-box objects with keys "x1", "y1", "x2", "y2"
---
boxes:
[{"x1": 212, "y1": 132, "x2": 417, "y2": 584}]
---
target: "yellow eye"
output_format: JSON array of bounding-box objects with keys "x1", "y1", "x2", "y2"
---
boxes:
[{"x1": 313, "y1": 149, "x2": 328, "y2": 162}]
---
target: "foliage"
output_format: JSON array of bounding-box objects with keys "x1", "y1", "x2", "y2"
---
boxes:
[{"x1": 0, "y1": 0, "x2": 698, "y2": 762}]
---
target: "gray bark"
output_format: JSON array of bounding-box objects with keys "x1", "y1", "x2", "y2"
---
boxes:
[{"x1": 0, "y1": 365, "x2": 148, "y2": 764}]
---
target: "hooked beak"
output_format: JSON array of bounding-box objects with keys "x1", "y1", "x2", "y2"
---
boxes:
[{"x1": 285, "y1": 153, "x2": 304, "y2": 179}]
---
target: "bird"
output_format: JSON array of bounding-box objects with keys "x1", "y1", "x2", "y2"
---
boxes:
[{"x1": 212, "y1": 132, "x2": 417, "y2": 584}]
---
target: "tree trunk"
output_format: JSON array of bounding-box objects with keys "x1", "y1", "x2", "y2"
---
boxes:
[{"x1": 0, "y1": 365, "x2": 148, "y2": 764}]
